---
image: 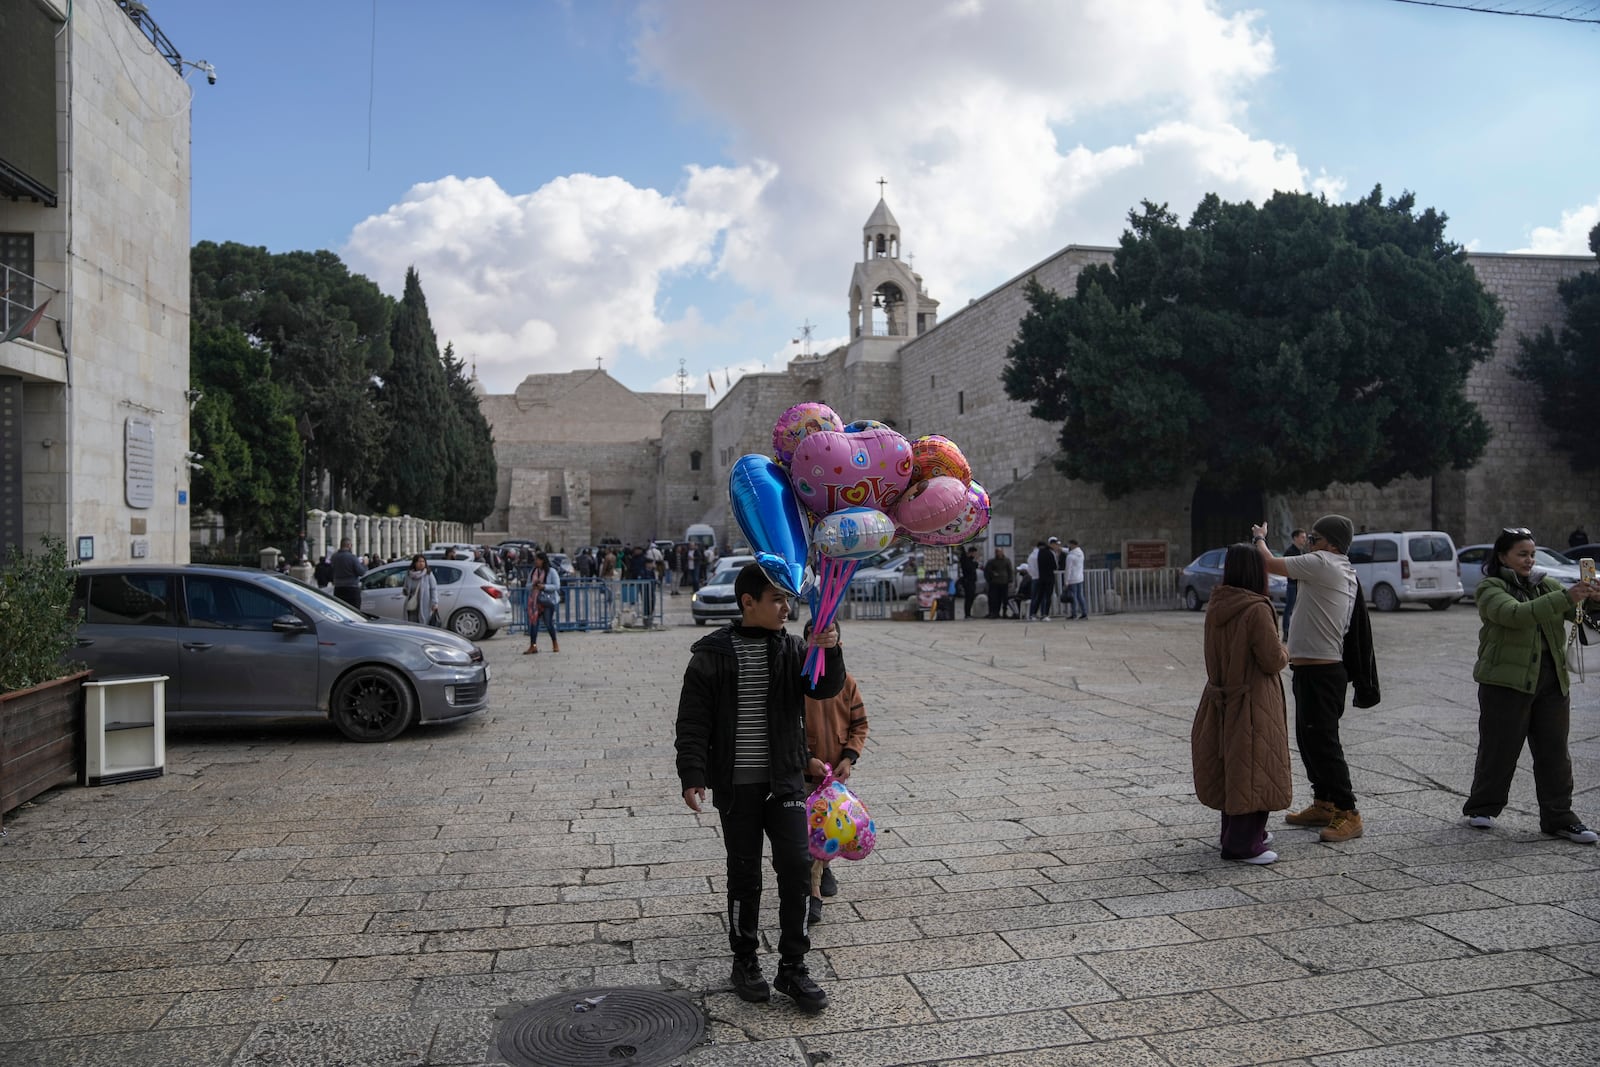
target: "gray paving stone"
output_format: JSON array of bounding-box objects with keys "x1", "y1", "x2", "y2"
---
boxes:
[
  {"x1": 1305, "y1": 1031, "x2": 1542, "y2": 1066},
  {"x1": 931, "y1": 1037, "x2": 1173, "y2": 1065},
  {"x1": 1003, "y1": 915, "x2": 1203, "y2": 959},
  {"x1": 1341, "y1": 985, "x2": 1571, "y2": 1043},
  {"x1": 1067, "y1": 990, "x2": 1243, "y2": 1038},
  {"x1": 1418, "y1": 903, "x2": 1600, "y2": 951},
  {"x1": 231, "y1": 1013, "x2": 437, "y2": 1066},
  {"x1": 1082, "y1": 936, "x2": 1310, "y2": 997},
  {"x1": 0, "y1": 1025, "x2": 252, "y2": 1067},
  {"x1": 1382, "y1": 949, "x2": 1586, "y2": 995},
  {"x1": 1261, "y1": 918, "x2": 1475, "y2": 972},
  {"x1": 1492, "y1": 1019, "x2": 1600, "y2": 1066},
  {"x1": 909, "y1": 956, "x2": 1119, "y2": 1018},
  {"x1": 1142, "y1": 1012, "x2": 1377, "y2": 1066},
  {"x1": 798, "y1": 1009, "x2": 1092, "y2": 1065},
  {"x1": 1212, "y1": 968, "x2": 1424, "y2": 1020}
]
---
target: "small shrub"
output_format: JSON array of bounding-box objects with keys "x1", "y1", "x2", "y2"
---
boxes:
[{"x1": 0, "y1": 536, "x2": 83, "y2": 693}]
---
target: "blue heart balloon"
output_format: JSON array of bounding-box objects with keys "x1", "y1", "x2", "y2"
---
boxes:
[{"x1": 729, "y1": 454, "x2": 813, "y2": 596}]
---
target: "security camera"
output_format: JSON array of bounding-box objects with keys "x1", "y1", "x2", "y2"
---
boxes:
[
  {"x1": 186, "y1": 451, "x2": 204, "y2": 461},
  {"x1": 201, "y1": 61, "x2": 216, "y2": 85}
]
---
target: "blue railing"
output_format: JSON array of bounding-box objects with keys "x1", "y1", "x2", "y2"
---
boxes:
[{"x1": 509, "y1": 578, "x2": 664, "y2": 633}]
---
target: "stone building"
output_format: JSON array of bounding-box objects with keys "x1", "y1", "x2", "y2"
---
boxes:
[
  {"x1": 1, "y1": 0, "x2": 194, "y2": 563},
  {"x1": 478, "y1": 196, "x2": 1597, "y2": 563}
]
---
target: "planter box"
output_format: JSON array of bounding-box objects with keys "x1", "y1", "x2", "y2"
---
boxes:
[{"x1": 0, "y1": 671, "x2": 90, "y2": 829}]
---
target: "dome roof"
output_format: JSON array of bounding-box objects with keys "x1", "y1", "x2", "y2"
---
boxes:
[{"x1": 864, "y1": 197, "x2": 899, "y2": 232}]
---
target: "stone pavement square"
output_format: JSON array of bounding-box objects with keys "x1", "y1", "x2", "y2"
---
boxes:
[{"x1": 1, "y1": 604, "x2": 1597, "y2": 1065}]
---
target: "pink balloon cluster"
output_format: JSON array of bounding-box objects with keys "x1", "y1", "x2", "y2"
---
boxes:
[{"x1": 771, "y1": 403, "x2": 990, "y2": 552}]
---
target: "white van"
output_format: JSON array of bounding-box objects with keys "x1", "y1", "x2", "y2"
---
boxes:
[
  {"x1": 1347, "y1": 530, "x2": 1463, "y2": 612},
  {"x1": 684, "y1": 524, "x2": 716, "y2": 556}
]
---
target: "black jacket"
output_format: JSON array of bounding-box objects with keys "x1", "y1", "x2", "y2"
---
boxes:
[
  {"x1": 675, "y1": 623, "x2": 844, "y2": 809},
  {"x1": 1343, "y1": 580, "x2": 1380, "y2": 708}
]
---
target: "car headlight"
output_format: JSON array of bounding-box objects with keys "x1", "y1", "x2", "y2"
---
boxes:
[
  {"x1": 691, "y1": 592, "x2": 701, "y2": 603},
  {"x1": 423, "y1": 644, "x2": 473, "y2": 666}
]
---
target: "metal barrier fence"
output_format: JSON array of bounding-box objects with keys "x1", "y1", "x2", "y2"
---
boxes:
[
  {"x1": 842, "y1": 580, "x2": 898, "y2": 620},
  {"x1": 508, "y1": 578, "x2": 664, "y2": 634},
  {"x1": 1110, "y1": 566, "x2": 1183, "y2": 612}
]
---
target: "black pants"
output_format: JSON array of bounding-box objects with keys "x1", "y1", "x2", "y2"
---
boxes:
[
  {"x1": 1282, "y1": 582, "x2": 1298, "y2": 639},
  {"x1": 719, "y1": 783, "x2": 811, "y2": 965},
  {"x1": 961, "y1": 580, "x2": 977, "y2": 618},
  {"x1": 334, "y1": 586, "x2": 361, "y2": 610},
  {"x1": 1030, "y1": 580, "x2": 1054, "y2": 619},
  {"x1": 987, "y1": 582, "x2": 1009, "y2": 618},
  {"x1": 1463, "y1": 666, "x2": 1577, "y2": 831},
  {"x1": 1290, "y1": 662, "x2": 1356, "y2": 811},
  {"x1": 1219, "y1": 811, "x2": 1270, "y2": 860}
]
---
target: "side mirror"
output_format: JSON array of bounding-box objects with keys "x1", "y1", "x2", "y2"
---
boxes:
[{"x1": 271, "y1": 614, "x2": 309, "y2": 634}]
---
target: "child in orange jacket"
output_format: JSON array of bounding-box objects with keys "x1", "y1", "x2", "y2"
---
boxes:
[{"x1": 803, "y1": 659, "x2": 869, "y2": 924}]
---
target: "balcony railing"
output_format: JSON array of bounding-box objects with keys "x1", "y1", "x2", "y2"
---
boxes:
[{"x1": 1, "y1": 263, "x2": 62, "y2": 352}]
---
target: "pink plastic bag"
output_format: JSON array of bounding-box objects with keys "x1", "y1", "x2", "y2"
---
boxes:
[{"x1": 806, "y1": 764, "x2": 877, "y2": 862}]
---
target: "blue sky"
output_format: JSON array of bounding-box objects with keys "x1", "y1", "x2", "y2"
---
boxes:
[{"x1": 152, "y1": 0, "x2": 1600, "y2": 399}]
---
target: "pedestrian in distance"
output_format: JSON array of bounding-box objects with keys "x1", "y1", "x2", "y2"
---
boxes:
[
  {"x1": 524, "y1": 552, "x2": 560, "y2": 654},
  {"x1": 984, "y1": 546, "x2": 1014, "y2": 618},
  {"x1": 959, "y1": 546, "x2": 980, "y2": 619},
  {"x1": 1252, "y1": 516, "x2": 1365, "y2": 843},
  {"x1": 1281, "y1": 528, "x2": 1307, "y2": 640},
  {"x1": 313, "y1": 553, "x2": 334, "y2": 593},
  {"x1": 1028, "y1": 538, "x2": 1059, "y2": 621},
  {"x1": 1191, "y1": 544, "x2": 1292, "y2": 864},
  {"x1": 802, "y1": 623, "x2": 870, "y2": 924},
  {"x1": 675, "y1": 563, "x2": 844, "y2": 1014},
  {"x1": 1569, "y1": 526, "x2": 1589, "y2": 549},
  {"x1": 330, "y1": 537, "x2": 366, "y2": 610},
  {"x1": 1012, "y1": 564, "x2": 1033, "y2": 620},
  {"x1": 1064, "y1": 538, "x2": 1088, "y2": 620},
  {"x1": 1462, "y1": 526, "x2": 1600, "y2": 843},
  {"x1": 401, "y1": 554, "x2": 438, "y2": 626}
]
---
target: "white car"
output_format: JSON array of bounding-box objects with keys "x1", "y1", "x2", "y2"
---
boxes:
[
  {"x1": 359, "y1": 559, "x2": 513, "y2": 640},
  {"x1": 1347, "y1": 531, "x2": 1464, "y2": 612}
]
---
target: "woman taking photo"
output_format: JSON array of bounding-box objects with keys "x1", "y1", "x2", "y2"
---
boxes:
[
  {"x1": 1191, "y1": 544, "x2": 1292, "y2": 864},
  {"x1": 525, "y1": 552, "x2": 561, "y2": 655},
  {"x1": 402, "y1": 554, "x2": 438, "y2": 626},
  {"x1": 1463, "y1": 527, "x2": 1599, "y2": 843}
]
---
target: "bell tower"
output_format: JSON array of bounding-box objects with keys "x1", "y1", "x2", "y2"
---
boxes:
[{"x1": 846, "y1": 180, "x2": 939, "y2": 366}]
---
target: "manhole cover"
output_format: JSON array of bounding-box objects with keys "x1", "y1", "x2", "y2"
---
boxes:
[{"x1": 496, "y1": 987, "x2": 705, "y2": 1067}]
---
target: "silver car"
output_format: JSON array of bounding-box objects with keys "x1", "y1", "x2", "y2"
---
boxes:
[
  {"x1": 690, "y1": 568, "x2": 741, "y2": 625},
  {"x1": 1457, "y1": 544, "x2": 1581, "y2": 600},
  {"x1": 1180, "y1": 548, "x2": 1288, "y2": 610},
  {"x1": 71, "y1": 565, "x2": 490, "y2": 742},
  {"x1": 361, "y1": 559, "x2": 512, "y2": 640}
]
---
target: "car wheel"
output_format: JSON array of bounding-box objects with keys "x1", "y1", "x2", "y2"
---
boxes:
[
  {"x1": 694, "y1": 618, "x2": 706, "y2": 625},
  {"x1": 1372, "y1": 583, "x2": 1400, "y2": 612},
  {"x1": 1184, "y1": 587, "x2": 1202, "y2": 611},
  {"x1": 331, "y1": 665, "x2": 416, "y2": 742},
  {"x1": 1427, "y1": 599, "x2": 1451, "y2": 611},
  {"x1": 449, "y1": 608, "x2": 488, "y2": 641}
]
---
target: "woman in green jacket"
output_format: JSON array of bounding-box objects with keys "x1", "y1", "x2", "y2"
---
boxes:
[{"x1": 1463, "y1": 527, "x2": 1599, "y2": 843}]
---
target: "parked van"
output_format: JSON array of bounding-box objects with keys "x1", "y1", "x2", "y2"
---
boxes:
[
  {"x1": 684, "y1": 524, "x2": 716, "y2": 556},
  {"x1": 1347, "y1": 530, "x2": 1463, "y2": 612}
]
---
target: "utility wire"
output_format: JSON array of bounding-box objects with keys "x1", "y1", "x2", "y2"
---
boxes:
[{"x1": 1388, "y1": 0, "x2": 1600, "y2": 22}]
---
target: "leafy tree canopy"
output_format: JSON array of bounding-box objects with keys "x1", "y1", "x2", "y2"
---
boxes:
[
  {"x1": 1514, "y1": 223, "x2": 1600, "y2": 468},
  {"x1": 1002, "y1": 187, "x2": 1503, "y2": 498}
]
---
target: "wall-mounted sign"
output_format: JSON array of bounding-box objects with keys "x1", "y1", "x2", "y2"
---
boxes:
[
  {"x1": 993, "y1": 533, "x2": 1012, "y2": 548},
  {"x1": 76, "y1": 536, "x2": 94, "y2": 561},
  {"x1": 1123, "y1": 540, "x2": 1170, "y2": 569},
  {"x1": 125, "y1": 416, "x2": 155, "y2": 508}
]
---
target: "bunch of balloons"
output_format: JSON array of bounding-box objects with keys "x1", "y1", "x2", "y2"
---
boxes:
[{"x1": 728, "y1": 401, "x2": 990, "y2": 681}]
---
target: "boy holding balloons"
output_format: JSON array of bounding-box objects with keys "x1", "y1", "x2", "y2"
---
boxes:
[{"x1": 676, "y1": 563, "x2": 844, "y2": 1014}]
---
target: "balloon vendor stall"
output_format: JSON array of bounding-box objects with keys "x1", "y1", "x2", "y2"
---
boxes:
[{"x1": 727, "y1": 401, "x2": 991, "y2": 682}]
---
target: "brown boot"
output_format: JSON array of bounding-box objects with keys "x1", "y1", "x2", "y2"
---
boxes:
[
  {"x1": 1320, "y1": 809, "x2": 1364, "y2": 843},
  {"x1": 551, "y1": 639, "x2": 559, "y2": 653},
  {"x1": 1284, "y1": 799, "x2": 1338, "y2": 826},
  {"x1": 524, "y1": 644, "x2": 538, "y2": 654}
]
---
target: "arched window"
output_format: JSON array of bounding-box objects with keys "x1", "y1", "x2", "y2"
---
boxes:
[{"x1": 690, "y1": 450, "x2": 702, "y2": 472}]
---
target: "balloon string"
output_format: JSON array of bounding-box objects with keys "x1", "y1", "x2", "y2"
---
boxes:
[{"x1": 804, "y1": 556, "x2": 859, "y2": 684}]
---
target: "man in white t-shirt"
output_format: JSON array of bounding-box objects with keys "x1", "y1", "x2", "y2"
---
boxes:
[
  {"x1": 1252, "y1": 515, "x2": 1363, "y2": 843},
  {"x1": 1064, "y1": 539, "x2": 1087, "y2": 620}
]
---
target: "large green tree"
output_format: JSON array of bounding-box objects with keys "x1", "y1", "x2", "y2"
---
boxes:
[
  {"x1": 1003, "y1": 187, "x2": 1504, "y2": 498},
  {"x1": 191, "y1": 242, "x2": 393, "y2": 509},
  {"x1": 370, "y1": 268, "x2": 452, "y2": 517},
  {"x1": 440, "y1": 343, "x2": 499, "y2": 526},
  {"x1": 188, "y1": 326, "x2": 301, "y2": 542},
  {"x1": 1514, "y1": 222, "x2": 1600, "y2": 469}
]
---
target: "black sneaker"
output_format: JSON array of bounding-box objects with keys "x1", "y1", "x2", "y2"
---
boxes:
[
  {"x1": 1545, "y1": 822, "x2": 1600, "y2": 844},
  {"x1": 729, "y1": 956, "x2": 769, "y2": 1003},
  {"x1": 807, "y1": 896, "x2": 823, "y2": 925},
  {"x1": 819, "y1": 866, "x2": 838, "y2": 897},
  {"x1": 774, "y1": 964, "x2": 828, "y2": 1013}
]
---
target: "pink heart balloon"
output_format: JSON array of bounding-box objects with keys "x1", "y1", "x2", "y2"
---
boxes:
[
  {"x1": 893, "y1": 475, "x2": 970, "y2": 535},
  {"x1": 789, "y1": 427, "x2": 913, "y2": 516}
]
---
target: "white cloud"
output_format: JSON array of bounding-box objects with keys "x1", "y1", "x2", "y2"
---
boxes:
[
  {"x1": 347, "y1": 1, "x2": 1323, "y2": 393},
  {"x1": 1515, "y1": 196, "x2": 1600, "y2": 255},
  {"x1": 342, "y1": 166, "x2": 775, "y2": 393}
]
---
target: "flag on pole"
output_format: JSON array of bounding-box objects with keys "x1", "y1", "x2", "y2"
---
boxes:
[
  {"x1": 1, "y1": 297, "x2": 50, "y2": 345},
  {"x1": 707, "y1": 372, "x2": 717, "y2": 394}
]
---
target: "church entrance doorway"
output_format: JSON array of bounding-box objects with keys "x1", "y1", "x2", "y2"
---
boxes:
[{"x1": 1190, "y1": 483, "x2": 1263, "y2": 558}]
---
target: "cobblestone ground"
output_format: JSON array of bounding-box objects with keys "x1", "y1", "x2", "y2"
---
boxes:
[{"x1": 2, "y1": 599, "x2": 1598, "y2": 1066}]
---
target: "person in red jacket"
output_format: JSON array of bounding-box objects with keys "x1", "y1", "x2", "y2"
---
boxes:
[{"x1": 802, "y1": 627, "x2": 870, "y2": 924}]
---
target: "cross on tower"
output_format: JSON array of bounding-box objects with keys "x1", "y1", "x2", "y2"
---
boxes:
[{"x1": 877, "y1": 176, "x2": 887, "y2": 198}]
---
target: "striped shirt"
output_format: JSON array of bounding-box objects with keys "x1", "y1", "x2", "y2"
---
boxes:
[{"x1": 730, "y1": 631, "x2": 771, "y2": 785}]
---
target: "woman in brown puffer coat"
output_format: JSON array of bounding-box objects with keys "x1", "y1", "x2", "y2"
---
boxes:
[{"x1": 1191, "y1": 544, "x2": 1292, "y2": 864}]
